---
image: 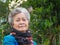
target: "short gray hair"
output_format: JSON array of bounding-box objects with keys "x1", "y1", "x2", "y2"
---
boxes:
[{"x1": 8, "y1": 7, "x2": 30, "y2": 25}]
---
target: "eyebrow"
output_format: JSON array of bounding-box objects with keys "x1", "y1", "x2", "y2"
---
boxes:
[{"x1": 16, "y1": 17, "x2": 27, "y2": 19}]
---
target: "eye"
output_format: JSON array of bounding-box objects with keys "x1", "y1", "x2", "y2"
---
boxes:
[
  {"x1": 22, "y1": 18, "x2": 27, "y2": 21},
  {"x1": 16, "y1": 19, "x2": 20, "y2": 22}
]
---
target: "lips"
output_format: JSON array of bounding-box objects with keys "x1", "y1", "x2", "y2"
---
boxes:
[{"x1": 18, "y1": 25, "x2": 26, "y2": 28}]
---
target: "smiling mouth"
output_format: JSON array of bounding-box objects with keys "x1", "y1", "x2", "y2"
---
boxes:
[{"x1": 18, "y1": 26, "x2": 25, "y2": 28}]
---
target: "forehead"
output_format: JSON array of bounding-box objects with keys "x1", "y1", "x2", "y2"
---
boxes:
[{"x1": 13, "y1": 13, "x2": 26, "y2": 19}]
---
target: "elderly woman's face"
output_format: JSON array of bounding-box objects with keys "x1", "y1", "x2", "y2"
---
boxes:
[{"x1": 13, "y1": 13, "x2": 29, "y2": 32}]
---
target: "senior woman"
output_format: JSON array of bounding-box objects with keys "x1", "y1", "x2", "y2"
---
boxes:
[{"x1": 3, "y1": 7, "x2": 37, "y2": 45}]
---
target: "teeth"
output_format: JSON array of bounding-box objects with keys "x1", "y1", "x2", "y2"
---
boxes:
[
  {"x1": 19, "y1": 25, "x2": 25, "y2": 26},
  {"x1": 18, "y1": 25, "x2": 25, "y2": 27},
  {"x1": 18, "y1": 25, "x2": 24, "y2": 26},
  {"x1": 19, "y1": 26, "x2": 24, "y2": 27},
  {"x1": 18, "y1": 26, "x2": 25, "y2": 27}
]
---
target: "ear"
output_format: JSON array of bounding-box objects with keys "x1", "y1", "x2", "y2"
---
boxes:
[
  {"x1": 27, "y1": 6, "x2": 33, "y2": 13},
  {"x1": 10, "y1": 23, "x2": 14, "y2": 27}
]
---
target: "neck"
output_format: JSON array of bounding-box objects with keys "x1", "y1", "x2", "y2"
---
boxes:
[{"x1": 11, "y1": 27, "x2": 31, "y2": 37}]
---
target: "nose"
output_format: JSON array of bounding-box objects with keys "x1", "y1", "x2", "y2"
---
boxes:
[{"x1": 19, "y1": 20, "x2": 24, "y2": 24}]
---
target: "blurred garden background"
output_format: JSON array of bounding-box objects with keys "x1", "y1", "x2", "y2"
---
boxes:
[{"x1": 0, "y1": 0, "x2": 60, "y2": 45}]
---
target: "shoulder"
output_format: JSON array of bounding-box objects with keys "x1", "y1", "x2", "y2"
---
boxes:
[
  {"x1": 34, "y1": 41, "x2": 37, "y2": 45},
  {"x1": 3, "y1": 34, "x2": 15, "y2": 41},
  {"x1": 3, "y1": 34, "x2": 18, "y2": 45}
]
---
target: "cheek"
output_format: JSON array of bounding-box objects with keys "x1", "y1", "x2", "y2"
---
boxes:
[
  {"x1": 13, "y1": 21, "x2": 18, "y2": 27},
  {"x1": 26, "y1": 21, "x2": 29, "y2": 27}
]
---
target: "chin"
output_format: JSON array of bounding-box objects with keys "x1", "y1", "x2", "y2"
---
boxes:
[{"x1": 18, "y1": 29, "x2": 28, "y2": 31}]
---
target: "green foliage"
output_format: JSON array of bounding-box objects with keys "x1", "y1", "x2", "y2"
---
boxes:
[
  {"x1": 0, "y1": 0, "x2": 9, "y2": 44},
  {"x1": 0, "y1": 0, "x2": 60, "y2": 45},
  {"x1": 21, "y1": 0, "x2": 60, "y2": 45},
  {"x1": 0, "y1": 0, "x2": 9, "y2": 17}
]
